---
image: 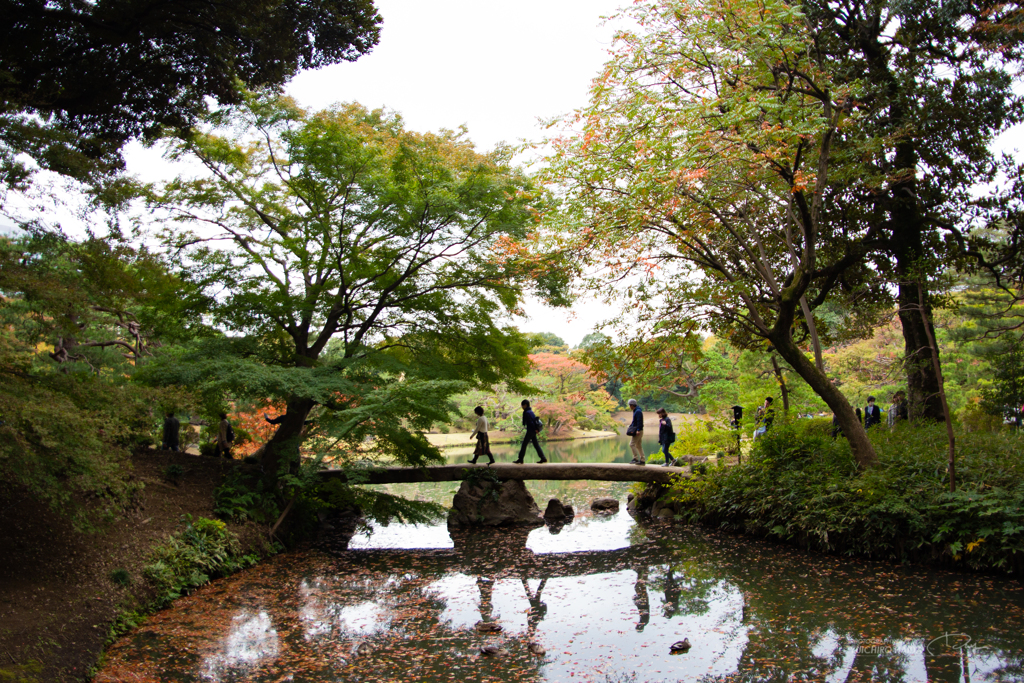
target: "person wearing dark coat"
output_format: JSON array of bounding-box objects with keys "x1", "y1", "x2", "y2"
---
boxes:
[
  {"x1": 162, "y1": 412, "x2": 180, "y2": 452},
  {"x1": 656, "y1": 408, "x2": 675, "y2": 466},
  {"x1": 514, "y1": 399, "x2": 547, "y2": 464},
  {"x1": 864, "y1": 396, "x2": 882, "y2": 429},
  {"x1": 626, "y1": 399, "x2": 645, "y2": 465}
]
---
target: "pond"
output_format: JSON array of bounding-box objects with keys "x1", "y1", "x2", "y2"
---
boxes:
[{"x1": 96, "y1": 435, "x2": 1024, "y2": 683}]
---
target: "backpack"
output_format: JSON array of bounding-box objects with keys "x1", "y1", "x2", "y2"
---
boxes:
[{"x1": 226, "y1": 422, "x2": 235, "y2": 443}]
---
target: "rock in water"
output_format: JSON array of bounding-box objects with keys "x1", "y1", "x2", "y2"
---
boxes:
[
  {"x1": 590, "y1": 497, "x2": 620, "y2": 514},
  {"x1": 447, "y1": 479, "x2": 544, "y2": 527},
  {"x1": 543, "y1": 498, "x2": 573, "y2": 521}
]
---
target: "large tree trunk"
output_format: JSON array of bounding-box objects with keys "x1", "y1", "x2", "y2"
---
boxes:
[
  {"x1": 770, "y1": 355, "x2": 790, "y2": 412},
  {"x1": 857, "y1": 23, "x2": 945, "y2": 423},
  {"x1": 768, "y1": 330, "x2": 878, "y2": 469},
  {"x1": 260, "y1": 395, "x2": 316, "y2": 486},
  {"x1": 897, "y1": 282, "x2": 945, "y2": 422}
]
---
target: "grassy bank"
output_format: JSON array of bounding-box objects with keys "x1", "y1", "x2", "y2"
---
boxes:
[{"x1": 666, "y1": 418, "x2": 1024, "y2": 574}]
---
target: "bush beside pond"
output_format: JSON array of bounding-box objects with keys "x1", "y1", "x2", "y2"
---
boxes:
[{"x1": 667, "y1": 419, "x2": 1024, "y2": 573}]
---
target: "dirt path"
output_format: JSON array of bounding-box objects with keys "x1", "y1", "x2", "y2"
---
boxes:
[{"x1": 0, "y1": 450, "x2": 268, "y2": 682}]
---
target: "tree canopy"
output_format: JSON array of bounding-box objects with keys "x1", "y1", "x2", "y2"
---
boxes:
[
  {"x1": 540, "y1": 0, "x2": 1024, "y2": 467},
  {"x1": 0, "y1": 0, "x2": 381, "y2": 190},
  {"x1": 142, "y1": 95, "x2": 553, "y2": 479},
  {"x1": 542, "y1": 0, "x2": 887, "y2": 467}
]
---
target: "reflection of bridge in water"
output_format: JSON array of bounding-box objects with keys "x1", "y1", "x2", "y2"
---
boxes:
[
  {"x1": 319, "y1": 461, "x2": 686, "y2": 485},
  {"x1": 344, "y1": 527, "x2": 672, "y2": 634}
]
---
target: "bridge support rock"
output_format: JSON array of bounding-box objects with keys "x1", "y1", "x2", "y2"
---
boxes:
[
  {"x1": 447, "y1": 478, "x2": 545, "y2": 527},
  {"x1": 626, "y1": 482, "x2": 680, "y2": 520}
]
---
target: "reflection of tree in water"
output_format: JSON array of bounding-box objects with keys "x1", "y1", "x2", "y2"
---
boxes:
[
  {"x1": 651, "y1": 527, "x2": 1024, "y2": 683},
  {"x1": 647, "y1": 563, "x2": 718, "y2": 618}
]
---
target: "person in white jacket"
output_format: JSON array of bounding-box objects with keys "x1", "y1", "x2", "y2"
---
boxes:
[{"x1": 468, "y1": 406, "x2": 494, "y2": 464}]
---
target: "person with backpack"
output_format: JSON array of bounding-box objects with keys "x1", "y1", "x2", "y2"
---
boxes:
[
  {"x1": 514, "y1": 399, "x2": 547, "y2": 464},
  {"x1": 215, "y1": 412, "x2": 234, "y2": 458},
  {"x1": 656, "y1": 408, "x2": 675, "y2": 466},
  {"x1": 626, "y1": 398, "x2": 645, "y2": 465}
]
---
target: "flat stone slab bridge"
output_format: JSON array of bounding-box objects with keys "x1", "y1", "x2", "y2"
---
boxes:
[{"x1": 319, "y1": 461, "x2": 687, "y2": 485}]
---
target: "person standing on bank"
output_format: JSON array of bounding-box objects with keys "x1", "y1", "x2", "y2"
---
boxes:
[
  {"x1": 864, "y1": 396, "x2": 882, "y2": 429},
  {"x1": 162, "y1": 411, "x2": 180, "y2": 452},
  {"x1": 656, "y1": 408, "x2": 675, "y2": 466},
  {"x1": 626, "y1": 398, "x2": 645, "y2": 465},
  {"x1": 515, "y1": 400, "x2": 547, "y2": 464},
  {"x1": 888, "y1": 391, "x2": 908, "y2": 428},
  {"x1": 468, "y1": 406, "x2": 494, "y2": 464},
  {"x1": 215, "y1": 412, "x2": 233, "y2": 459},
  {"x1": 753, "y1": 397, "x2": 774, "y2": 439}
]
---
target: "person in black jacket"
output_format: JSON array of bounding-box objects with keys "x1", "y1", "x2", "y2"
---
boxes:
[
  {"x1": 514, "y1": 400, "x2": 547, "y2": 464},
  {"x1": 863, "y1": 396, "x2": 882, "y2": 429},
  {"x1": 162, "y1": 412, "x2": 180, "y2": 452},
  {"x1": 626, "y1": 398, "x2": 645, "y2": 465},
  {"x1": 656, "y1": 408, "x2": 675, "y2": 466}
]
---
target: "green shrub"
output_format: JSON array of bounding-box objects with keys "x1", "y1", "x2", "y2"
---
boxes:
[
  {"x1": 143, "y1": 515, "x2": 258, "y2": 608},
  {"x1": 109, "y1": 568, "x2": 131, "y2": 587},
  {"x1": 667, "y1": 419, "x2": 1024, "y2": 573},
  {"x1": 162, "y1": 464, "x2": 184, "y2": 485},
  {"x1": 958, "y1": 400, "x2": 1004, "y2": 433},
  {"x1": 0, "y1": 368, "x2": 191, "y2": 529},
  {"x1": 213, "y1": 471, "x2": 279, "y2": 523},
  {"x1": 671, "y1": 421, "x2": 739, "y2": 457}
]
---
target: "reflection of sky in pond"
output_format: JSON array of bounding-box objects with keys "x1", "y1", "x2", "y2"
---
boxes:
[
  {"x1": 200, "y1": 610, "x2": 278, "y2": 682},
  {"x1": 351, "y1": 493, "x2": 635, "y2": 552}
]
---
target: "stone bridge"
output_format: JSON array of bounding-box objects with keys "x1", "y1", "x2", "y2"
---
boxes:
[{"x1": 318, "y1": 461, "x2": 687, "y2": 486}]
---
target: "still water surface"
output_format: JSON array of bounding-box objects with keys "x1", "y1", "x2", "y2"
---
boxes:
[{"x1": 97, "y1": 435, "x2": 1024, "y2": 682}]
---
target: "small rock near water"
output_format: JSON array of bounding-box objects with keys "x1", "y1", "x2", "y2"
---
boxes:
[
  {"x1": 543, "y1": 498, "x2": 574, "y2": 521},
  {"x1": 590, "y1": 497, "x2": 620, "y2": 514}
]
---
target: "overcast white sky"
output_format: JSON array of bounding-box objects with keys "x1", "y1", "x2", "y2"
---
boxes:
[
  {"x1": 298, "y1": 0, "x2": 633, "y2": 346},
  {"x1": 286, "y1": 0, "x2": 629, "y2": 346}
]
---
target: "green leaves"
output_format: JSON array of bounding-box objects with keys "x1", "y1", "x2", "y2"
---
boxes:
[
  {"x1": 670, "y1": 419, "x2": 1024, "y2": 572},
  {"x1": 143, "y1": 95, "x2": 552, "y2": 476}
]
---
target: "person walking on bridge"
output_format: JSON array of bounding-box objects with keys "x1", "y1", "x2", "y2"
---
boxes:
[
  {"x1": 468, "y1": 406, "x2": 494, "y2": 464},
  {"x1": 514, "y1": 399, "x2": 547, "y2": 464},
  {"x1": 626, "y1": 398, "x2": 645, "y2": 465},
  {"x1": 657, "y1": 408, "x2": 675, "y2": 466}
]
